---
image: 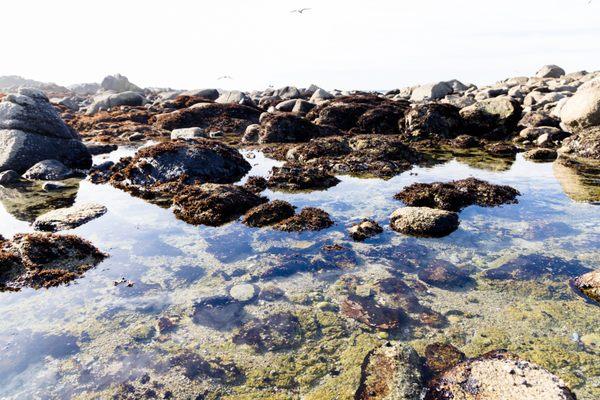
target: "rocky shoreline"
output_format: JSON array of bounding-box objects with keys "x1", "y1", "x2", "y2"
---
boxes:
[{"x1": 0, "y1": 67, "x2": 599, "y2": 398}]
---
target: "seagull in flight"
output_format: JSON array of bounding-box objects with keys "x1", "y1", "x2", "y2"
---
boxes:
[
  {"x1": 290, "y1": 8, "x2": 311, "y2": 14},
  {"x1": 217, "y1": 75, "x2": 233, "y2": 80}
]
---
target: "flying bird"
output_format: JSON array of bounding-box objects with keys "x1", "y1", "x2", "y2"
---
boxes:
[
  {"x1": 290, "y1": 8, "x2": 311, "y2": 14},
  {"x1": 217, "y1": 75, "x2": 233, "y2": 80}
]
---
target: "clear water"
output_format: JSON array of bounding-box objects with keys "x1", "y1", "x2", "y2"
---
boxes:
[{"x1": 0, "y1": 149, "x2": 598, "y2": 399}]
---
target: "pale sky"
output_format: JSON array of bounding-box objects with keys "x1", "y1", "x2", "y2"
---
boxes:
[{"x1": 2, "y1": 0, "x2": 599, "y2": 91}]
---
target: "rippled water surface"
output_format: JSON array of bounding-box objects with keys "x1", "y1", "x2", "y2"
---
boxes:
[{"x1": 0, "y1": 149, "x2": 599, "y2": 399}]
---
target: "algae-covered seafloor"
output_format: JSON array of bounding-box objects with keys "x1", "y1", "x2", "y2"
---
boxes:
[{"x1": 0, "y1": 149, "x2": 598, "y2": 399}]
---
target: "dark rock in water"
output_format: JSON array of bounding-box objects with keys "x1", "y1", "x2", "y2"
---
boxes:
[
  {"x1": 348, "y1": 219, "x2": 383, "y2": 241},
  {"x1": 425, "y1": 350, "x2": 576, "y2": 400},
  {"x1": 403, "y1": 103, "x2": 463, "y2": 140},
  {"x1": 390, "y1": 207, "x2": 459, "y2": 238},
  {"x1": 340, "y1": 293, "x2": 409, "y2": 330},
  {"x1": 172, "y1": 184, "x2": 267, "y2": 226},
  {"x1": 85, "y1": 142, "x2": 118, "y2": 156},
  {"x1": 573, "y1": 270, "x2": 600, "y2": 303},
  {"x1": 191, "y1": 295, "x2": 245, "y2": 329},
  {"x1": 449, "y1": 134, "x2": 480, "y2": 149},
  {"x1": 242, "y1": 200, "x2": 296, "y2": 227},
  {"x1": 242, "y1": 175, "x2": 268, "y2": 194},
  {"x1": 483, "y1": 254, "x2": 591, "y2": 281},
  {"x1": 366, "y1": 241, "x2": 430, "y2": 272},
  {"x1": 154, "y1": 103, "x2": 260, "y2": 134},
  {"x1": 307, "y1": 95, "x2": 410, "y2": 134},
  {"x1": 0, "y1": 233, "x2": 107, "y2": 291},
  {"x1": 285, "y1": 136, "x2": 352, "y2": 162},
  {"x1": 267, "y1": 165, "x2": 340, "y2": 191},
  {"x1": 22, "y1": 159, "x2": 74, "y2": 181},
  {"x1": 319, "y1": 243, "x2": 358, "y2": 269},
  {"x1": 257, "y1": 112, "x2": 331, "y2": 143},
  {"x1": 424, "y1": 343, "x2": 466, "y2": 374},
  {"x1": 106, "y1": 140, "x2": 251, "y2": 190},
  {"x1": 485, "y1": 142, "x2": 517, "y2": 157},
  {"x1": 395, "y1": 177, "x2": 520, "y2": 212},
  {"x1": 0, "y1": 89, "x2": 91, "y2": 173},
  {"x1": 169, "y1": 350, "x2": 242, "y2": 383},
  {"x1": 274, "y1": 207, "x2": 334, "y2": 232},
  {"x1": 460, "y1": 97, "x2": 522, "y2": 138},
  {"x1": 524, "y1": 148, "x2": 558, "y2": 161},
  {"x1": 355, "y1": 342, "x2": 423, "y2": 400},
  {"x1": 0, "y1": 170, "x2": 20, "y2": 185},
  {"x1": 417, "y1": 259, "x2": 474, "y2": 289},
  {"x1": 232, "y1": 312, "x2": 303, "y2": 352}
]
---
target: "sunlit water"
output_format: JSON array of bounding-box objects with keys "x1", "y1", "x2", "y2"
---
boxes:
[{"x1": 0, "y1": 149, "x2": 598, "y2": 399}]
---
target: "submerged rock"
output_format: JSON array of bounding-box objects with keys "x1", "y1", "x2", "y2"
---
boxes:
[
  {"x1": 232, "y1": 312, "x2": 303, "y2": 352},
  {"x1": 274, "y1": 207, "x2": 334, "y2": 232},
  {"x1": 0, "y1": 89, "x2": 91, "y2": 173},
  {"x1": 573, "y1": 270, "x2": 600, "y2": 302},
  {"x1": 267, "y1": 165, "x2": 340, "y2": 191},
  {"x1": 33, "y1": 203, "x2": 107, "y2": 232},
  {"x1": 390, "y1": 207, "x2": 459, "y2": 238},
  {"x1": 172, "y1": 184, "x2": 267, "y2": 226},
  {"x1": 348, "y1": 219, "x2": 383, "y2": 241},
  {"x1": 425, "y1": 350, "x2": 576, "y2": 400},
  {"x1": 341, "y1": 293, "x2": 408, "y2": 330},
  {"x1": 191, "y1": 295, "x2": 245, "y2": 330},
  {"x1": 0, "y1": 233, "x2": 106, "y2": 290},
  {"x1": 355, "y1": 342, "x2": 423, "y2": 400},
  {"x1": 242, "y1": 200, "x2": 296, "y2": 227},
  {"x1": 417, "y1": 259, "x2": 474, "y2": 289},
  {"x1": 483, "y1": 254, "x2": 590, "y2": 281},
  {"x1": 394, "y1": 178, "x2": 520, "y2": 212},
  {"x1": 424, "y1": 343, "x2": 466, "y2": 374},
  {"x1": 169, "y1": 350, "x2": 242, "y2": 383}
]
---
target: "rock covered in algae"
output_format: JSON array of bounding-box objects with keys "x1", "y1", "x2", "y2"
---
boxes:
[
  {"x1": 348, "y1": 219, "x2": 383, "y2": 241},
  {"x1": 274, "y1": 207, "x2": 334, "y2": 232},
  {"x1": 242, "y1": 200, "x2": 296, "y2": 227},
  {"x1": 0, "y1": 233, "x2": 106, "y2": 290},
  {"x1": 573, "y1": 269, "x2": 600, "y2": 302},
  {"x1": 424, "y1": 350, "x2": 576, "y2": 400},
  {"x1": 355, "y1": 342, "x2": 423, "y2": 400},
  {"x1": 394, "y1": 177, "x2": 520, "y2": 212}
]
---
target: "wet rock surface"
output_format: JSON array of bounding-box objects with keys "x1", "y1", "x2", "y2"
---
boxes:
[
  {"x1": 417, "y1": 259, "x2": 474, "y2": 289},
  {"x1": 242, "y1": 200, "x2": 296, "y2": 227},
  {"x1": 232, "y1": 312, "x2": 303, "y2": 352},
  {"x1": 573, "y1": 270, "x2": 600, "y2": 302},
  {"x1": 348, "y1": 219, "x2": 383, "y2": 241},
  {"x1": 424, "y1": 343, "x2": 466, "y2": 374},
  {"x1": 273, "y1": 207, "x2": 334, "y2": 232},
  {"x1": 0, "y1": 233, "x2": 106, "y2": 290},
  {"x1": 425, "y1": 351, "x2": 576, "y2": 400},
  {"x1": 355, "y1": 342, "x2": 423, "y2": 400},
  {"x1": 395, "y1": 178, "x2": 520, "y2": 212},
  {"x1": 267, "y1": 165, "x2": 340, "y2": 191},
  {"x1": 390, "y1": 207, "x2": 460, "y2": 237},
  {"x1": 32, "y1": 203, "x2": 107, "y2": 232},
  {"x1": 483, "y1": 254, "x2": 591, "y2": 281},
  {"x1": 172, "y1": 184, "x2": 267, "y2": 226}
]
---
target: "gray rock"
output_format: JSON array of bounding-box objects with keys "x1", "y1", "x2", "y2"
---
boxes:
[
  {"x1": 242, "y1": 124, "x2": 260, "y2": 143},
  {"x1": 51, "y1": 97, "x2": 79, "y2": 111},
  {"x1": 216, "y1": 90, "x2": 252, "y2": 105},
  {"x1": 0, "y1": 170, "x2": 19, "y2": 185},
  {"x1": 181, "y1": 88, "x2": 219, "y2": 101},
  {"x1": 275, "y1": 99, "x2": 298, "y2": 112},
  {"x1": 536, "y1": 65, "x2": 566, "y2": 79},
  {"x1": 68, "y1": 82, "x2": 100, "y2": 95},
  {"x1": 390, "y1": 206, "x2": 459, "y2": 237},
  {"x1": 0, "y1": 89, "x2": 78, "y2": 139},
  {"x1": 309, "y1": 88, "x2": 334, "y2": 104},
  {"x1": 22, "y1": 160, "x2": 74, "y2": 180},
  {"x1": 171, "y1": 127, "x2": 206, "y2": 140},
  {"x1": 274, "y1": 86, "x2": 301, "y2": 100},
  {"x1": 519, "y1": 126, "x2": 564, "y2": 141},
  {"x1": 86, "y1": 91, "x2": 146, "y2": 115},
  {"x1": 410, "y1": 82, "x2": 453, "y2": 102},
  {"x1": 292, "y1": 99, "x2": 316, "y2": 115},
  {"x1": 445, "y1": 79, "x2": 469, "y2": 92},
  {"x1": 33, "y1": 203, "x2": 107, "y2": 232},
  {"x1": 100, "y1": 74, "x2": 142, "y2": 93},
  {"x1": 560, "y1": 85, "x2": 600, "y2": 132}
]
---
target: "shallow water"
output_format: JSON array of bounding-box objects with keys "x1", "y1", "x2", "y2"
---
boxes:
[{"x1": 0, "y1": 149, "x2": 599, "y2": 399}]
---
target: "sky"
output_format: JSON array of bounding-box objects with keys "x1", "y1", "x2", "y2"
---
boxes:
[{"x1": 2, "y1": 0, "x2": 600, "y2": 91}]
